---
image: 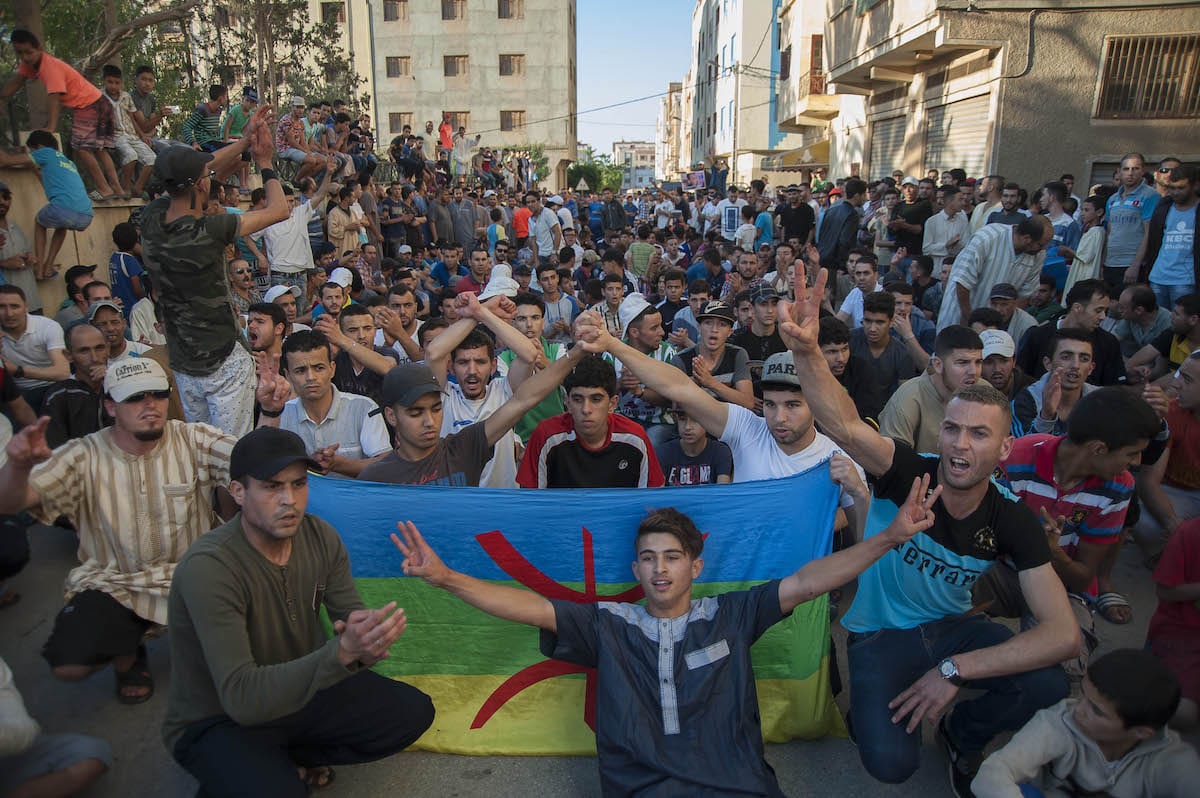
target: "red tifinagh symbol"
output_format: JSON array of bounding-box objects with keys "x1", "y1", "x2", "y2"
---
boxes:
[{"x1": 469, "y1": 526, "x2": 642, "y2": 731}]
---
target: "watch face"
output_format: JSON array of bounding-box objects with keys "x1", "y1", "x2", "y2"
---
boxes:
[{"x1": 939, "y1": 659, "x2": 956, "y2": 678}]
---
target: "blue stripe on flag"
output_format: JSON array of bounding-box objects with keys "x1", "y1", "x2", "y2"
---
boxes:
[{"x1": 308, "y1": 460, "x2": 840, "y2": 583}]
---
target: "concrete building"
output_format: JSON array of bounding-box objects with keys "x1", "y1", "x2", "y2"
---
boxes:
[
  {"x1": 613, "y1": 140, "x2": 657, "y2": 189},
  {"x1": 369, "y1": 0, "x2": 578, "y2": 189},
  {"x1": 655, "y1": 82, "x2": 684, "y2": 182},
  {"x1": 822, "y1": 0, "x2": 1200, "y2": 188},
  {"x1": 685, "y1": 0, "x2": 804, "y2": 186},
  {"x1": 763, "y1": 0, "x2": 866, "y2": 183}
]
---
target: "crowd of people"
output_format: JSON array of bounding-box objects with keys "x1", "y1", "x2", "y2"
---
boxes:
[{"x1": 1, "y1": 25, "x2": 1199, "y2": 798}]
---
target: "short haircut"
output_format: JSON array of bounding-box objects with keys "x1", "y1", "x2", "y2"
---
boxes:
[
  {"x1": 209, "y1": 84, "x2": 227, "y2": 101},
  {"x1": 338, "y1": 304, "x2": 374, "y2": 327},
  {"x1": 1042, "y1": 181, "x2": 1068, "y2": 205},
  {"x1": 102, "y1": 64, "x2": 122, "y2": 79},
  {"x1": 967, "y1": 307, "x2": 1005, "y2": 329},
  {"x1": 135, "y1": 65, "x2": 154, "y2": 77},
  {"x1": 887, "y1": 280, "x2": 914, "y2": 297},
  {"x1": 909, "y1": 255, "x2": 934, "y2": 276},
  {"x1": 1175, "y1": 293, "x2": 1200, "y2": 318},
  {"x1": 601, "y1": 248, "x2": 624, "y2": 265},
  {"x1": 111, "y1": 222, "x2": 138, "y2": 251},
  {"x1": 1015, "y1": 214, "x2": 1048, "y2": 240},
  {"x1": 563, "y1": 354, "x2": 617, "y2": 397},
  {"x1": 1038, "y1": 274, "x2": 1057, "y2": 290},
  {"x1": 321, "y1": 282, "x2": 344, "y2": 296},
  {"x1": 1086, "y1": 649, "x2": 1180, "y2": 729},
  {"x1": 853, "y1": 252, "x2": 878, "y2": 269},
  {"x1": 25, "y1": 129, "x2": 58, "y2": 150},
  {"x1": 1168, "y1": 164, "x2": 1198, "y2": 184},
  {"x1": 558, "y1": 246, "x2": 575, "y2": 265},
  {"x1": 247, "y1": 302, "x2": 286, "y2": 328},
  {"x1": 453, "y1": 328, "x2": 496, "y2": 361},
  {"x1": 513, "y1": 291, "x2": 545, "y2": 313},
  {"x1": 9, "y1": 29, "x2": 39, "y2": 48},
  {"x1": 0, "y1": 284, "x2": 25, "y2": 302},
  {"x1": 387, "y1": 284, "x2": 414, "y2": 301},
  {"x1": 862, "y1": 291, "x2": 895, "y2": 318},
  {"x1": 536, "y1": 260, "x2": 559, "y2": 276},
  {"x1": 937, "y1": 184, "x2": 957, "y2": 199},
  {"x1": 602, "y1": 272, "x2": 623, "y2": 286},
  {"x1": 934, "y1": 325, "x2": 983, "y2": 359},
  {"x1": 950, "y1": 382, "x2": 1012, "y2": 426},
  {"x1": 843, "y1": 178, "x2": 867, "y2": 198},
  {"x1": 1044, "y1": 327, "x2": 1093, "y2": 360},
  {"x1": 818, "y1": 316, "x2": 850, "y2": 347},
  {"x1": 281, "y1": 329, "x2": 332, "y2": 368},
  {"x1": 66, "y1": 322, "x2": 103, "y2": 350},
  {"x1": 417, "y1": 317, "x2": 449, "y2": 349},
  {"x1": 82, "y1": 280, "x2": 110, "y2": 300},
  {"x1": 636, "y1": 507, "x2": 704, "y2": 559},
  {"x1": 663, "y1": 268, "x2": 686, "y2": 285},
  {"x1": 688, "y1": 278, "x2": 711, "y2": 296},
  {"x1": 1067, "y1": 388, "x2": 1160, "y2": 450},
  {"x1": 1126, "y1": 284, "x2": 1156, "y2": 313},
  {"x1": 337, "y1": 186, "x2": 355, "y2": 201},
  {"x1": 1065, "y1": 278, "x2": 1107, "y2": 309}
]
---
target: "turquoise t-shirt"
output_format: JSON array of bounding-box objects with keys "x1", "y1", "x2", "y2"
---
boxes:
[
  {"x1": 1150, "y1": 204, "x2": 1196, "y2": 286},
  {"x1": 31, "y1": 147, "x2": 92, "y2": 215}
]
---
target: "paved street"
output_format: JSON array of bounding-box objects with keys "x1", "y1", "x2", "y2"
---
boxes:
[{"x1": 1, "y1": 523, "x2": 1189, "y2": 797}]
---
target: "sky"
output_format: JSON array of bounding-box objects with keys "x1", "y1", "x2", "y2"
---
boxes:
[{"x1": 576, "y1": 0, "x2": 694, "y2": 158}]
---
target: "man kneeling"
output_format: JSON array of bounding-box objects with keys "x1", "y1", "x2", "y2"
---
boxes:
[
  {"x1": 165, "y1": 428, "x2": 433, "y2": 797},
  {"x1": 392, "y1": 477, "x2": 939, "y2": 797}
]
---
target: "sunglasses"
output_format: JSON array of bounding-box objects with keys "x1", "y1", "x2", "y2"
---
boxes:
[
  {"x1": 233, "y1": 268, "x2": 251, "y2": 275},
  {"x1": 121, "y1": 389, "x2": 171, "y2": 404}
]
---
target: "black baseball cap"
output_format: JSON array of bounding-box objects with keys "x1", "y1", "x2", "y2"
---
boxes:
[
  {"x1": 64, "y1": 263, "x2": 97, "y2": 287},
  {"x1": 371, "y1": 363, "x2": 442, "y2": 415},
  {"x1": 154, "y1": 145, "x2": 213, "y2": 188},
  {"x1": 696, "y1": 300, "x2": 736, "y2": 325},
  {"x1": 229, "y1": 427, "x2": 320, "y2": 482}
]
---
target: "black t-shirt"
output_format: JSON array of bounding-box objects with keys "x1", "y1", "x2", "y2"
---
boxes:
[
  {"x1": 656, "y1": 299, "x2": 687, "y2": 333},
  {"x1": 730, "y1": 328, "x2": 788, "y2": 398},
  {"x1": 777, "y1": 203, "x2": 816, "y2": 243},
  {"x1": 838, "y1": 355, "x2": 888, "y2": 422},
  {"x1": 1016, "y1": 320, "x2": 1127, "y2": 386},
  {"x1": 333, "y1": 347, "x2": 398, "y2": 407},
  {"x1": 895, "y1": 200, "x2": 933, "y2": 254}
]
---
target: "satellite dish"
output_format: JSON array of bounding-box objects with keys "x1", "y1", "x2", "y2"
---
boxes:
[{"x1": 576, "y1": 177, "x2": 590, "y2": 191}]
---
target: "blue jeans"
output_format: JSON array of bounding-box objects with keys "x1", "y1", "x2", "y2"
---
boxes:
[
  {"x1": 847, "y1": 613, "x2": 1068, "y2": 784},
  {"x1": 35, "y1": 204, "x2": 93, "y2": 231},
  {"x1": 1151, "y1": 282, "x2": 1196, "y2": 312}
]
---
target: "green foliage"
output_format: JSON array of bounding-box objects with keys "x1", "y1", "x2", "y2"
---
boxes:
[
  {"x1": 567, "y1": 153, "x2": 623, "y2": 191},
  {"x1": 527, "y1": 142, "x2": 549, "y2": 185}
]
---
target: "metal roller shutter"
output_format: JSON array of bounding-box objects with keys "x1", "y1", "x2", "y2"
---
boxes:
[
  {"x1": 869, "y1": 115, "x2": 906, "y2": 180},
  {"x1": 924, "y1": 94, "x2": 991, "y2": 176}
]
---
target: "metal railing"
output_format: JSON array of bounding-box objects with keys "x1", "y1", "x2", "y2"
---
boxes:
[
  {"x1": 1096, "y1": 34, "x2": 1199, "y2": 119},
  {"x1": 797, "y1": 70, "x2": 827, "y2": 100}
]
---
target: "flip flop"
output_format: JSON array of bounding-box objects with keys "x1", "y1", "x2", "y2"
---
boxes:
[
  {"x1": 114, "y1": 644, "x2": 154, "y2": 704},
  {"x1": 1094, "y1": 591, "x2": 1133, "y2": 625}
]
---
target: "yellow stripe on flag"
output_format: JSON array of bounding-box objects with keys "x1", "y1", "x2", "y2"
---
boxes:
[{"x1": 402, "y1": 658, "x2": 845, "y2": 756}]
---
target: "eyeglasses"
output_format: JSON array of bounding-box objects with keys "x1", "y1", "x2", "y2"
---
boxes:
[
  {"x1": 121, "y1": 389, "x2": 171, "y2": 404},
  {"x1": 232, "y1": 268, "x2": 251, "y2": 275}
]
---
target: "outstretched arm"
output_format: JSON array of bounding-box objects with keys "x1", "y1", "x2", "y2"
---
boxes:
[
  {"x1": 779, "y1": 475, "x2": 938, "y2": 614},
  {"x1": 392, "y1": 521, "x2": 556, "y2": 631},
  {"x1": 779, "y1": 263, "x2": 896, "y2": 477},
  {"x1": 483, "y1": 345, "x2": 585, "y2": 446},
  {"x1": 575, "y1": 310, "x2": 730, "y2": 438},
  {"x1": 0, "y1": 417, "x2": 51, "y2": 514}
]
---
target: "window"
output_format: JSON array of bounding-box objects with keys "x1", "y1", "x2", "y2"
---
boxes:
[
  {"x1": 321, "y1": 2, "x2": 345, "y2": 25},
  {"x1": 499, "y1": 54, "x2": 526, "y2": 77},
  {"x1": 500, "y1": 110, "x2": 526, "y2": 131},
  {"x1": 811, "y1": 35, "x2": 824, "y2": 74},
  {"x1": 383, "y1": 0, "x2": 408, "y2": 22},
  {"x1": 719, "y1": 107, "x2": 725, "y2": 131},
  {"x1": 446, "y1": 111, "x2": 470, "y2": 131},
  {"x1": 388, "y1": 112, "x2": 413, "y2": 134},
  {"x1": 780, "y1": 45, "x2": 791, "y2": 80},
  {"x1": 730, "y1": 33, "x2": 736, "y2": 63},
  {"x1": 498, "y1": 0, "x2": 524, "y2": 18},
  {"x1": 1096, "y1": 34, "x2": 1199, "y2": 119},
  {"x1": 386, "y1": 56, "x2": 411, "y2": 78},
  {"x1": 442, "y1": 0, "x2": 465, "y2": 21},
  {"x1": 444, "y1": 55, "x2": 469, "y2": 77}
]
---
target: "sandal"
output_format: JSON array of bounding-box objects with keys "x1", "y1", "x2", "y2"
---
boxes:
[
  {"x1": 1094, "y1": 591, "x2": 1133, "y2": 625},
  {"x1": 114, "y1": 644, "x2": 154, "y2": 704},
  {"x1": 298, "y1": 766, "x2": 336, "y2": 791}
]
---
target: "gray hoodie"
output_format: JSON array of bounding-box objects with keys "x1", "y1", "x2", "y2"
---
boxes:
[{"x1": 972, "y1": 698, "x2": 1200, "y2": 798}]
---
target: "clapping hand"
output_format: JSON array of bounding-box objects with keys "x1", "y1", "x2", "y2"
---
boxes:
[{"x1": 334, "y1": 603, "x2": 408, "y2": 667}]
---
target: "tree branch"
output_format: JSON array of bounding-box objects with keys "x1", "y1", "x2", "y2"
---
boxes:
[{"x1": 77, "y1": 0, "x2": 200, "y2": 79}]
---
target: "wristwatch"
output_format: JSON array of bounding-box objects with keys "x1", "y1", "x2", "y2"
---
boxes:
[{"x1": 938, "y1": 657, "x2": 964, "y2": 686}]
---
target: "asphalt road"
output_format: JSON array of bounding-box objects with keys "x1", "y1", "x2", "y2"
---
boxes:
[{"x1": 1, "y1": 523, "x2": 1188, "y2": 797}]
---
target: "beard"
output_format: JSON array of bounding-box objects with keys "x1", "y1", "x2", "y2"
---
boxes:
[{"x1": 133, "y1": 428, "x2": 165, "y2": 442}]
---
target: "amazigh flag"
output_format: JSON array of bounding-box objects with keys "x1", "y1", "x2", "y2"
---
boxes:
[{"x1": 308, "y1": 463, "x2": 845, "y2": 755}]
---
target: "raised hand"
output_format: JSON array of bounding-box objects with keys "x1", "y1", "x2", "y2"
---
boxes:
[
  {"x1": 336, "y1": 602, "x2": 408, "y2": 666},
  {"x1": 390, "y1": 521, "x2": 451, "y2": 585},
  {"x1": 881, "y1": 473, "x2": 941, "y2": 547},
  {"x1": 254, "y1": 353, "x2": 291, "y2": 412},
  {"x1": 829, "y1": 452, "x2": 869, "y2": 503},
  {"x1": 1142, "y1": 383, "x2": 1169, "y2": 419},
  {"x1": 573, "y1": 310, "x2": 612, "y2": 353},
  {"x1": 1039, "y1": 506, "x2": 1067, "y2": 550},
  {"x1": 5, "y1": 416, "x2": 53, "y2": 470},
  {"x1": 691, "y1": 355, "x2": 714, "y2": 388},
  {"x1": 777, "y1": 258, "x2": 828, "y2": 353},
  {"x1": 1040, "y1": 368, "x2": 1064, "y2": 420}
]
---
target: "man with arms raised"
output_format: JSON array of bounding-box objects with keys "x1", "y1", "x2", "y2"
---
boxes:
[
  {"x1": 166, "y1": 427, "x2": 433, "y2": 797},
  {"x1": 0, "y1": 359, "x2": 236, "y2": 705},
  {"x1": 391, "y1": 475, "x2": 938, "y2": 797},
  {"x1": 782, "y1": 263, "x2": 1079, "y2": 795}
]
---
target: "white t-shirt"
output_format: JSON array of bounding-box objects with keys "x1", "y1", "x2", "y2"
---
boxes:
[
  {"x1": 530, "y1": 208, "x2": 561, "y2": 259},
  {"x1": 735, "y1": 223, "x2": 757, "y2": 253},
  {"x1": 1, "y1": 313, "x2": 65, "y2": 390},
  {"x1": 374, "y1": 319, "x2": 423, "y2": 364},
  {"x1": 654, "y1": 200, "x2": 676, "y2": 229},
  {"x1": 263, "y1": 202, "x2": 319, "y2": 273},
  {"x1": 720, "y1": 404, "x2": 864, "y2": 508},
  {"x1": 556, "y1": 207, "x2": 574, "y2": 233},
  {"x1": 129, "y1": 298, "x2": 166, "y2": 345},
  {"x1": 440, "y1": 378, "x2": 518, "y2": 488},
  {"x1": 838, "y1": 281, "x2": 884, "y2": 328},
  {"x1": 717, "y1": 198, "x2": 748, "y2": 240},
  {"x1": 109, "y1": 340, "x2": 153, "y2": 363}
]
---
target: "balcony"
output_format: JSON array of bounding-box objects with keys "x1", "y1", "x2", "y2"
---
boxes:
[{"x1": 778, "y1": 70, "x2": 842, "y2": 131}]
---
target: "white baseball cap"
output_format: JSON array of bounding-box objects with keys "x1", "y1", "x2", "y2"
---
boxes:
[
  {"x1": 547, "y1": 194, "x2": 564, "y2": 205},
  {"x1": 980, "y1": 329, "x2": 1015, "y2": 360},
  {"x1": 329, "y1": 267, "x2": 354, "y2": 288},
  {"x1": 264, "y1": 285, "x2": 302, "y2": 303},
  {"x1": 617, "y1": 293, "x2": 653, "y2": 338},
  {"x1": 104, "y1": 358, "x2": 169, "y2": 402},
  {"x1": 477, "y1": 263, "x2": 520, "y2": 301}
]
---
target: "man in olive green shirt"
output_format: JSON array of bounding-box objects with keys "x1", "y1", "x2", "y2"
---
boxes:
[{"x1": 165, "y1": 427, "x2": 433, "y2": 797}]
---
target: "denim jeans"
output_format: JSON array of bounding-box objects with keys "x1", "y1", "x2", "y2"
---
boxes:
[
  {"x1": 1151, "y1": 282, "x2": 1196, "y2": 313},
  {"x1": 847, "y1": 613, "x2": 1068, "y2": 784}
]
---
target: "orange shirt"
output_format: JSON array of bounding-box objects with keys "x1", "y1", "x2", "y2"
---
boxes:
[
  {"x1": 18, "y1": 52, "x2": 101, "y2": 109},
  {"x1": 512, "y1": 206, "x2": 532, "y2": 238}
]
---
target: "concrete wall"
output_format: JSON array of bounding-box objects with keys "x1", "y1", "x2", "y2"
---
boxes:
[
  {"x1": 1, "y1": 168, "x2": 134, "y2": 313},
  {"x1": 370, "y1": 0, "x2": 577, "y2": 188}
]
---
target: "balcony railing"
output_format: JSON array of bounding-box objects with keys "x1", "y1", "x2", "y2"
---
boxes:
[{"x1": 797, "y1": 71, "x2": 827, "y2": 100}]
